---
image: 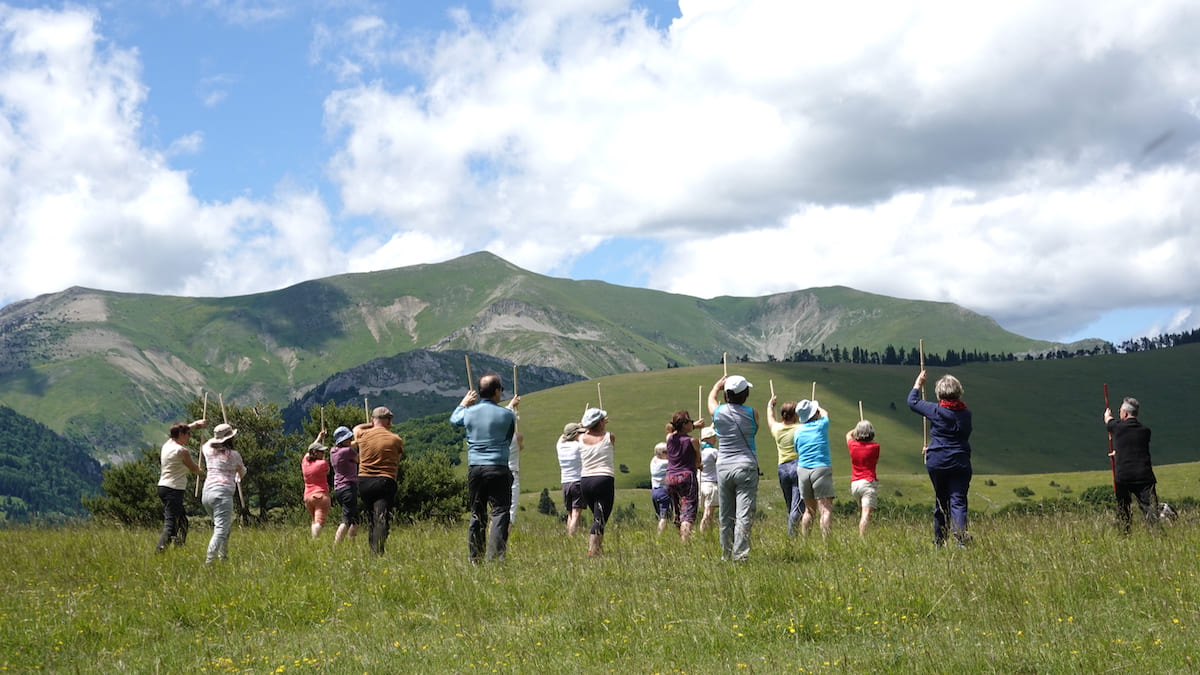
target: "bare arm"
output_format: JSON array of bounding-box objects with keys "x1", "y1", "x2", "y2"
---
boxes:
[{"x1": 765, "y1": 394, "x2": 781, "y2": 431}]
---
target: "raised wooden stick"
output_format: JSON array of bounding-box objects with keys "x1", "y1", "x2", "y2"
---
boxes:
[
  {"x1": 195, "y1": 391, "x2": 209, "y2": 497},
  {"x1": 770, "y1": 380, "x2": 775, "y2": 398},
  {"x1": 698, "y1": 385, "x2": 703, "y2": 421},
  {"x1": 363, "y1": 397, "x2": 369, "y2": 422},
  {"x1": 597, "y1": 382, "x2": 604, "y2": 411},
  {"x1": 219, "y1": 393, "x2": 228, "y2": 425},
  {"x1": 722, "y1": 352, "x2": 728, "y2": 377},
  {"x1": 919, "y1": 339, "x2": 929, "y2": 447},
  {"x1": 811, "y1": 381, "x2": 816, "y2": 401},
  {"x1": 512, "y1": 364, "x2": 519, "y2": 397},
  {"x1": 465, "y1": 354, "x2": 474, "y2": 392},
  {"x1": 859, "y1": 400, "x2": 864, "y2": 421}
]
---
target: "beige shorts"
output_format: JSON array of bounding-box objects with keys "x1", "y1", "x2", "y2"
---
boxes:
[
  {"x1": 850, "y1": 479, "x2": 878, "y2": 509},
  {"x1": 698, "y1": 481, "x2": 718, "y2": 512}
]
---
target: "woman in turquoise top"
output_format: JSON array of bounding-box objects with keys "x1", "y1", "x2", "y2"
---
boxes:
[{"x1": 792, "y1": 400, "x2": 833, "y2": 539}]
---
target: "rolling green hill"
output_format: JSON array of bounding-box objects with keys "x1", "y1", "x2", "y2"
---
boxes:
[
  {"x1": 502, "y1": 345, "x2": 1200, "y2": 498},
  {"x1": 0, "y1": 251, "x2": 1079, "y2": 460}
]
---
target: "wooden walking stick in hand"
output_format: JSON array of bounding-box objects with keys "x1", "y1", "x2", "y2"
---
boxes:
[
  {"x1": 512, "y1": 364, "x2": 519, "y2": 397},
  {"x1": 811, "y1": 381, "x2": 816, "y2": 401},
  {"x1": 465, "y1": 354, "x2": 475, "y2": 392},
  {"x1": 219, "y1": 393, "x2": 228, "y2": 425},
  {"x1": 1104, "y1": 383, "x2": 1117, "y2": 493},
  {"x1": 596, "y1": 382, "x2": 604, "y2": 411},
  {"x1": 770, "y1": 380, "x2": 775, "y2": 398},
  {"x1": 363, "y1": 397, "x2": 369, "y2": 423},
  {"x1": 195, "y1": 391, "x2": 209, "y2": 497},
  {"x1": 722, "y1": 352, "x2": 728, "y2": 377},
  {"x1": 859, "y1": 400, "x2": 864, "y2": 422},
  {"x1": 919, "y1": 339, "x2": 929, "y2": 448}
]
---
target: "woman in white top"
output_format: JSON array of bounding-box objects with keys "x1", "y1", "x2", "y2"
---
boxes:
[
  {"x1": 578, "y1": 408, "x2": 615, "y2": 557},
  {"x1": 556, "y1": 422, "x2": 585, "y2": 536}
]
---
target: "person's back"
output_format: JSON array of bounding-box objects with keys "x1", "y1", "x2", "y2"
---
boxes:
[
  {"x1": 557, "y1": 437, "x2": 582, "y2": 483},
  {"x1": 357, "y1": 426, "x2": 403, "y2": 478},
  {"x1": 452, "y1": 399, "x2": 514, "y2": 466},
  {"x1": 1109, "y1": 416, "x2": 1154, "y2": 483},
  {"x1": 579, "y1": 432, "x2": 615, "y2": 477},
  {"x1": 713, "y1": 403, "x2": 757, "y2": 468}
]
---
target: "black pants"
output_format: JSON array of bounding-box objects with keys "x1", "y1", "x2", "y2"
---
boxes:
[
  {"x1": 467, "y1": 465, "x2": 513, "y2": 562},
  {"x1": 580, "y1": 475, "x2": 615, "y2": 536},
  {"x1": 358, "y1": 476, "x2": 397, "y2": 555},
  {"x1": 1115, "y1": 480, "x2": 1158, "y2": 532},
  {"x1": 156, "y1": 485, "x2": 188, "y2": 550}
]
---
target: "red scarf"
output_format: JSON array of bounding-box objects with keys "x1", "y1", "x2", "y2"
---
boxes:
[{"x1": 939, "y1": 399, "x2": 967, "y2": 411}]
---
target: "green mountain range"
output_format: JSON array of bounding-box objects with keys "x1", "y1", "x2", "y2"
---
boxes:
[{"x1": 0, "y1": 251, "x2": 1085, "y2": 462}]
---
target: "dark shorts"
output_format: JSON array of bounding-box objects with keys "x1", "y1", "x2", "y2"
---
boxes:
[
  {"x1": 335, "y1": 485, "x2": 360, "y2": 525},
  {"x1": 561, "y1": 481, "x2": 584, "y2": 510},
  {"x1": 651, "y1": 486, "x2": 673, "y2": 519}
]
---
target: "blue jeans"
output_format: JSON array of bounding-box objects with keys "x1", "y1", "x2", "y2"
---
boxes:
[
  {"x1": 156, "y1": 485, "x2": 188, "y2": 551},
  {"x1": 467, "y1": 465, "x2": 513, "y2": 561},
  {"x1": 718, "y1": 464, "x2": 759, "y2": 561},
  {"x1": 202, "y1": 486, "x2": 234, "y2": 562},
  {"x1": 777, "y1": 461, "x2": 804, "y2": 537},
  {"x1": 928, "y1": 466, "x2": 972, "y2": 545},
  {"x1": 359, "y1": 476, "x2": 397, "y2": 555}
]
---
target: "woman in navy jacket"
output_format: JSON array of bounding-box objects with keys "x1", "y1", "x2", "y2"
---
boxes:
[{"x1": 907, "y1": 370, "x2": 972, "y2": 547}]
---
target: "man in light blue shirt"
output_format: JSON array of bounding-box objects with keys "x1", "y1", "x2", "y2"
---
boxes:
[{"x1": 450, "y1": 372, "x2": 518, "y2": 562}]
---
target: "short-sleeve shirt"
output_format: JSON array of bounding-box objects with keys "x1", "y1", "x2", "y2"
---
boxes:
[
  {"x1": 357, "y1": 426, "x2": 404, "y2": 479},
  {"x1": 793, "y1": 416, "x2": 832, "y2": 469},
  {"x1": 330, "y1": 445, "x2": 358, "y2": 491},
  {"x1": 847, "y1": 439, "x2": 880, "y2": 482},
  {"x1": 557, "y1": 438, "x2": 582, "y2": 483}
]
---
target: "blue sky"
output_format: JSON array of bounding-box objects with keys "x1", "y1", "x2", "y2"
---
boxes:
[{"x1": 2, "y1": 1, "x2": 1200, "y2": 347}]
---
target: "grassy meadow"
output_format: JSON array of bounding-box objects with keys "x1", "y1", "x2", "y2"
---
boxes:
[{"x1": 3, "y1": 503, "x2": 1197, "y2": 673}]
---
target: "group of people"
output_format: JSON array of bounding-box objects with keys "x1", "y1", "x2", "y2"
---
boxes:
[{"x1": 156, "y1": 366, "x2": 1162, "y2": 563}]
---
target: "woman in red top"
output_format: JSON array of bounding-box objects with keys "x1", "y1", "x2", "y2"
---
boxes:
[
  {"x1": 302, "y1": 431, "x2": 333, "y2": 539},
  {"x1": 846, "y1": 420, "x2": 881, "y2": 537}
]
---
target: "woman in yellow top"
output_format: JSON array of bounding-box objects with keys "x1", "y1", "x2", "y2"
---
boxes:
[{"x1": 766, "y1": 396, "x2": 804, "y2": 537}]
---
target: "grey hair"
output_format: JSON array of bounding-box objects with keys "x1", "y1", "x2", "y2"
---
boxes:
[
  {"x1": 935, "y1": 375, "x2": 963, "y2": 401},
  {"x1": 653, "y1": 442, "x2": 667, "y2": 457},
  {"x1": 851, "y1": 420, "x2": 876, "y2": 442},
  {"x1": 1121, "y1": 397, "x2": 1139, "y2": 416}
]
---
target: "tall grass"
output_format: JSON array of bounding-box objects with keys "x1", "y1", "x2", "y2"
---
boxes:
[{"x1": 2, "y1": 506, "x2": 1196, "y2": 673}]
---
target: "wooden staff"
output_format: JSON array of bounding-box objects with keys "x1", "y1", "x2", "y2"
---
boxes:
[
  {"x1": 320, "y1": 405, "x2": 326, "y2": 432},
  {"x1": 811, "y1": 381, "x2": 816, "y2": 401},
  {"x1": 919, "y1": 339, "x2": 929, "y2": 447},
  {"x1": 512, "y1": 364, "x2": 519, "y2": 397},
  {"x1": 722, "y1": 352, "x2": 728, "y2": 377},
  {"x1": 195, "y1": 391, "x2": 209, "y2": 497},
  {"x1": 1104, "y1": 384, "x2": 1117, "y2": 494},
  {"x1": 465, "y1": 354, "x2": 475, "y2": 392},
  {"x1": 363, "y1": 397, "x2": 369, "y2": 422},
  {"x1": 596, "y1": 382, "x2": 604, "y2": 411},
  {"x1": 698, "y1": 385, "x2": 703, "y2": 420},
  {"x1": 859, "y1": 400, "x2": 864, "y2": 421},
  {"x1": 770, "y1": 380, "x2": 775, "y2": 398}
]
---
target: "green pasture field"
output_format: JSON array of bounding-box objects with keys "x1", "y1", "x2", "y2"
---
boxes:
[{"x1": 3, "y1": 505, "x2": 1196, "y2": 673}]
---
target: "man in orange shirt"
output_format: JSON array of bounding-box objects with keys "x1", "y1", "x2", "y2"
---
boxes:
[{"x1": 353, "y1": 407, "x2": 405, "y2": 555}]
